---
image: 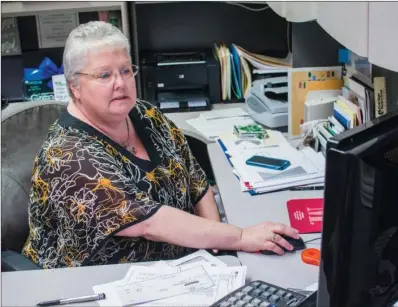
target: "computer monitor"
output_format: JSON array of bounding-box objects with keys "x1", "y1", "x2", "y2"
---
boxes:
[{"x1": 317, "y1": 110, "x2": 398, "y2": 307}]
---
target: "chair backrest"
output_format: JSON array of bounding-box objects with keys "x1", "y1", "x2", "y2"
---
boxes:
[{"x1": 1, "y1": 101, "x2": 66, "y2": 252}]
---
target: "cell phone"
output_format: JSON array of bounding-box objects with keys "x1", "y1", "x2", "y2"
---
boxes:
[{"x1": 246, "y1": 155, "x2": 291, "y2": 170}]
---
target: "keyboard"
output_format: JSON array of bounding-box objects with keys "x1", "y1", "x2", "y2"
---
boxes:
[{"x1": 210, "y1": 280, "x2": 311, "y2": 307}]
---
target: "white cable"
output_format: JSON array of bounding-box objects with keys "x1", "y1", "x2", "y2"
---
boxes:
[
  {"x1": 297, "y1": 119, "x2": 328, "y2": 150},
  {"x1": 226, "y1": 2, "x2": 290, "y2": 55},
  {"x1": 287, "y1": 21, "x2": 291, "y2": 53},
  {"x1": 226, "y1": 2, "x2": 270, "y2": 12}
]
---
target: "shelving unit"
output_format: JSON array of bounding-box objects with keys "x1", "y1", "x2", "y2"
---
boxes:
[
  {"x1": 1, "y1": 1, "x2": 130, "y2": 40},
  {"x1": 1, "y1": 1, "x2": 132, "y2": 103}
]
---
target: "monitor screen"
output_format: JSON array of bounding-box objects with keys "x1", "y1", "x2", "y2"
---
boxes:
[{"x1": 318, "y1": 111, "x2": 398, "y2": 307}]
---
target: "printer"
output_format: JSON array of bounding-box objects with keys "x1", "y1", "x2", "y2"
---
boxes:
[
  {"x1": 140, "y1": 50, "x2": 221, "y2": 112},
  {"x1": 245, "y1": 73, "x2": 288, "y2": 128}
]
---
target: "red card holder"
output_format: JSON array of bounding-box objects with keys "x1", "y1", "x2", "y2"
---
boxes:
[{"x1": 287, "y1": 198, "x2": 324, "y2": 233}]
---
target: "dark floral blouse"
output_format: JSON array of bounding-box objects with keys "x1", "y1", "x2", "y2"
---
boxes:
[{"x1": 22, "y1": 100, "x2": 209, "y2": 268}]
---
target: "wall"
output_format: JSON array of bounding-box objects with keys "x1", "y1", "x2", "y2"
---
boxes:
[
  {"x1": 134, "y1": 2, "x2": 289, "y2": 57},
  {"x1": 292, "y1": 20, "x2": 343, "y2": 68}
]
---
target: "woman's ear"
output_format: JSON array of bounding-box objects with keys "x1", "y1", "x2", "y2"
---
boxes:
[{"x1": 70, "y1": 83, "x2": 81, "y2": 100}]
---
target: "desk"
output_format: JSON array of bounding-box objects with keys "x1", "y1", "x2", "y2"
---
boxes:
[
  {"x1": 165, "y1": 103, "x2": 247, "y2": 144},
  {"x1": 207, "y1": 142, "x2": 323, "y2": 290},
  {"x1": 1, "y1": 256, "x2": 240, "y2": 306}
]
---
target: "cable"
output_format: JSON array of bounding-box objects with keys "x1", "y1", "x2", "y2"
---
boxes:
[
  {"x1": 226, "y1": 2, "x2": 270, "y2": 12},
  {"x1": 287, "y1": 21, "x2": 291, "y2": 53},
  {"x1": 296, "y1": 119, "x2": 328, "y2": 150},
  {"x1": 225, "y1": 1, "x2": 290, "y2": 61},
  {"x1": 304, "y1": 237, "x2": 322, "y2": 244}
]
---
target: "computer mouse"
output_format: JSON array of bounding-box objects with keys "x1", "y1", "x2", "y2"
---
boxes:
[{"x1": 260, "y1": 235, "x2": 306, "y2": 255}]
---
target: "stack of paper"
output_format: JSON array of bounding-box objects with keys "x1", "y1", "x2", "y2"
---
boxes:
[
  {"x1": 217, "y1": 134, "x2": 325, "y2": 195},
  {"x1": 214, "y1": 43, "x2": 233, "y2": 101},
  {"x1": 213, "y1": 44, "x2": 292, "y2": 101},
  {"x1": 315, "y1": 94, "x2": 365, "y2": 154},
  {"x1": 342, "y1": 75, "x2": 374, "y2": 123},
  {"x1": 93, "y1": 250, "x2": 247, "y2": 307},
  {"x1": 232, "y1": 44, "x2": 292, "y2": 71},
  {"x1": 186, "y1": 107, "x2": 255, "y2": 140}
]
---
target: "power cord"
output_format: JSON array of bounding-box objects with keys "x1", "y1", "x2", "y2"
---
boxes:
[
  {"x1": 304, "y1": 237, "x2": 322, "y2": 244},
  {"x1": 296, "y1": 120, "x2": 328, "y2": 150},
  {"x1": 287, "y1": 21, "x2": 291, "y2": 54},
  {"x1": 225, "y1": 2, "x2": 290, "y2": 58},
  {"x1": 226, "y1": 2, "x2": 270, "y2": 12}
]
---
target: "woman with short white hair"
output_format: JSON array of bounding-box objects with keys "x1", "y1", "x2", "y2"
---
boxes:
[{"x1": 22, "y1": 21, "x2": 299, "y2": 268}]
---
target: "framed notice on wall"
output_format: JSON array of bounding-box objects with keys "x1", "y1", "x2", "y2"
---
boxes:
[{"x1": 37, "y1": 12, "x2": 79, "y2": 48}]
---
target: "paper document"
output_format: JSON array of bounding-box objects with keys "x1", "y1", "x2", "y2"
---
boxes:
[
  {"x1": 168, "y1": 249, "x2": 228, "y2": 269},
  {"x1": 200, "y1": 108, "x2": 249, "y2": 120},
  {"x1": 137, "y1": 266, "x2": 247, "y2": 306},
  {"x1": 52, "y1": 74, "x2": 70, "y2": 102},
  {"x1": 187, "y1": 116, "x2": 255, "y2": 139},
  {"x1": 218, "y1": 135, "x2": 326, "y2": 194},
  {"x1": 93, "y1": 250, "x2": 246, "y2": 307},
  {"x1": 116, "y1": 266, "x2": 214, "y2": 306},
  {"x1": 123, "y1": 250, "x2": 227, "y2": 282},
  {"x1": 37, "y1": 12, "x2": 78, "y2": 48}
]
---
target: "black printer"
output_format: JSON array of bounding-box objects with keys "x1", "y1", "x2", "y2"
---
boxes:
[{"x1": 140, "y1": 50, "x2": 221, "y2": 112}]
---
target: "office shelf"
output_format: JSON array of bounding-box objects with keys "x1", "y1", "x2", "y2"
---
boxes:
[
  {"x1": 1, "y1": 1, "x2": 130, "y2": 40},
  {"x1": 2, "y1": 1, "x2": 122, "y2": 16}
]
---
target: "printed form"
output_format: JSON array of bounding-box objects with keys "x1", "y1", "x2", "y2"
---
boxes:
[{"x1": 93, "y1": 250, "x2": 246, "y2": 306}]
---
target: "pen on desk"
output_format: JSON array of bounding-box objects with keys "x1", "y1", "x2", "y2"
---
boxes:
[
  {"x1": 290, "y1": 186, "x2": 324, "y2": 191},
  {"x1": 184, "y1": 280, "x2": 199, "y2": 286},
  {"x1": 36, "y1": 293, "x2": 106, "y2": 306}
]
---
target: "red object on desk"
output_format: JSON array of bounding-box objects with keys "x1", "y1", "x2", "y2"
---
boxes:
[
  {"x1": 287, "y1": 198, "x2": 323, "y2": 233},
  {"x1": 301, "y1": 248, "x2": 320, "y2": 266}
]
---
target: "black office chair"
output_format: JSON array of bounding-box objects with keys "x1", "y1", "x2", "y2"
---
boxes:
[{"x1": 1, "y1": 101, "x2": 66, "y2": 271}]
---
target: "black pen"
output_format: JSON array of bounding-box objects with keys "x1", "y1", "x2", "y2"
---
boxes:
[
  {"x1": 37, "y1": 293, "x2": 106, "y2": 306},
  {"x1": 290, "y1": 186, "x2": 324, "y2": 191}
]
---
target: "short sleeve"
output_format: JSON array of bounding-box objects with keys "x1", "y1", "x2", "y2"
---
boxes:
[
  {"x1": 163, "y1": 117, "x2": 210, "y2": 205},
  {"x1": 37, "y1": 133, "x2": 163, "y2": 266}
]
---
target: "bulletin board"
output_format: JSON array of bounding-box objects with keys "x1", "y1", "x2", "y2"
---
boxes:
[{"x1": 288, "y1": 67, "x2": 344, "y2": 136}]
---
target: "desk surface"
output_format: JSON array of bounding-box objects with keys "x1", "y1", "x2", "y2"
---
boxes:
[
  {"x1": 1, "y1": 256, "x2": 240, "y2": 307},
  {"x1": 207, "y1": 142, "x2": 323, "y2": 290},
  {"x1": 165, "y1": 103, "x2": 247, "y2": 144}
]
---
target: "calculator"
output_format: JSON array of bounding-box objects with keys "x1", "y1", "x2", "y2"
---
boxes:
[{"x1": 210, "y1": 280, "x2": 316, "y2": 307}]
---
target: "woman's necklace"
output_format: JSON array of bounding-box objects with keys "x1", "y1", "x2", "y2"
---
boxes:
[{"x1": 122, "y1": 118, "x2": 137, "y2": 155}]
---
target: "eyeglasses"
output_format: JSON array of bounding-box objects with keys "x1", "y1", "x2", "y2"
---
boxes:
[{"x1": 76, "y1": 64, "x2": 139, "y2": 85}]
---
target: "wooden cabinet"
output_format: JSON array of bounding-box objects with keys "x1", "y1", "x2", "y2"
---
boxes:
[
  {"x1": 368, "y1": 2, "x2": 398, "y2": 72},
  {"x1": 316, "y1": 2, "x2": 369, "y2": 58}
]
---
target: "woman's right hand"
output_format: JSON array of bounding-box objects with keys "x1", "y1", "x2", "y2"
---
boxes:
[{"x1": 237, "y1": 222, "x2": 300, "y2": 255}]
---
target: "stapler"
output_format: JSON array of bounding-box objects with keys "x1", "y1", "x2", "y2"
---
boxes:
[{"x1": 245, "y1": 77, "x2": 288, "y2": 128}]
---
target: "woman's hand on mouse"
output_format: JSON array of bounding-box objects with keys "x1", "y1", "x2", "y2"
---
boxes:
[{"x1": 237, "y1": 222, "x2": 300, "y2": 255}]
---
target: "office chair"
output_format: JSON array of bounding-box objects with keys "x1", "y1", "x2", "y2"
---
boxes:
[{"x1": 1, "y1": 101, "x2": 66, "y2": 271}]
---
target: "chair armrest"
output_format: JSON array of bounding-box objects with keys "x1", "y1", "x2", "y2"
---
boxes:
[{"x1": 1, "y1": 250, "x2": 41, "y2": 271}]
